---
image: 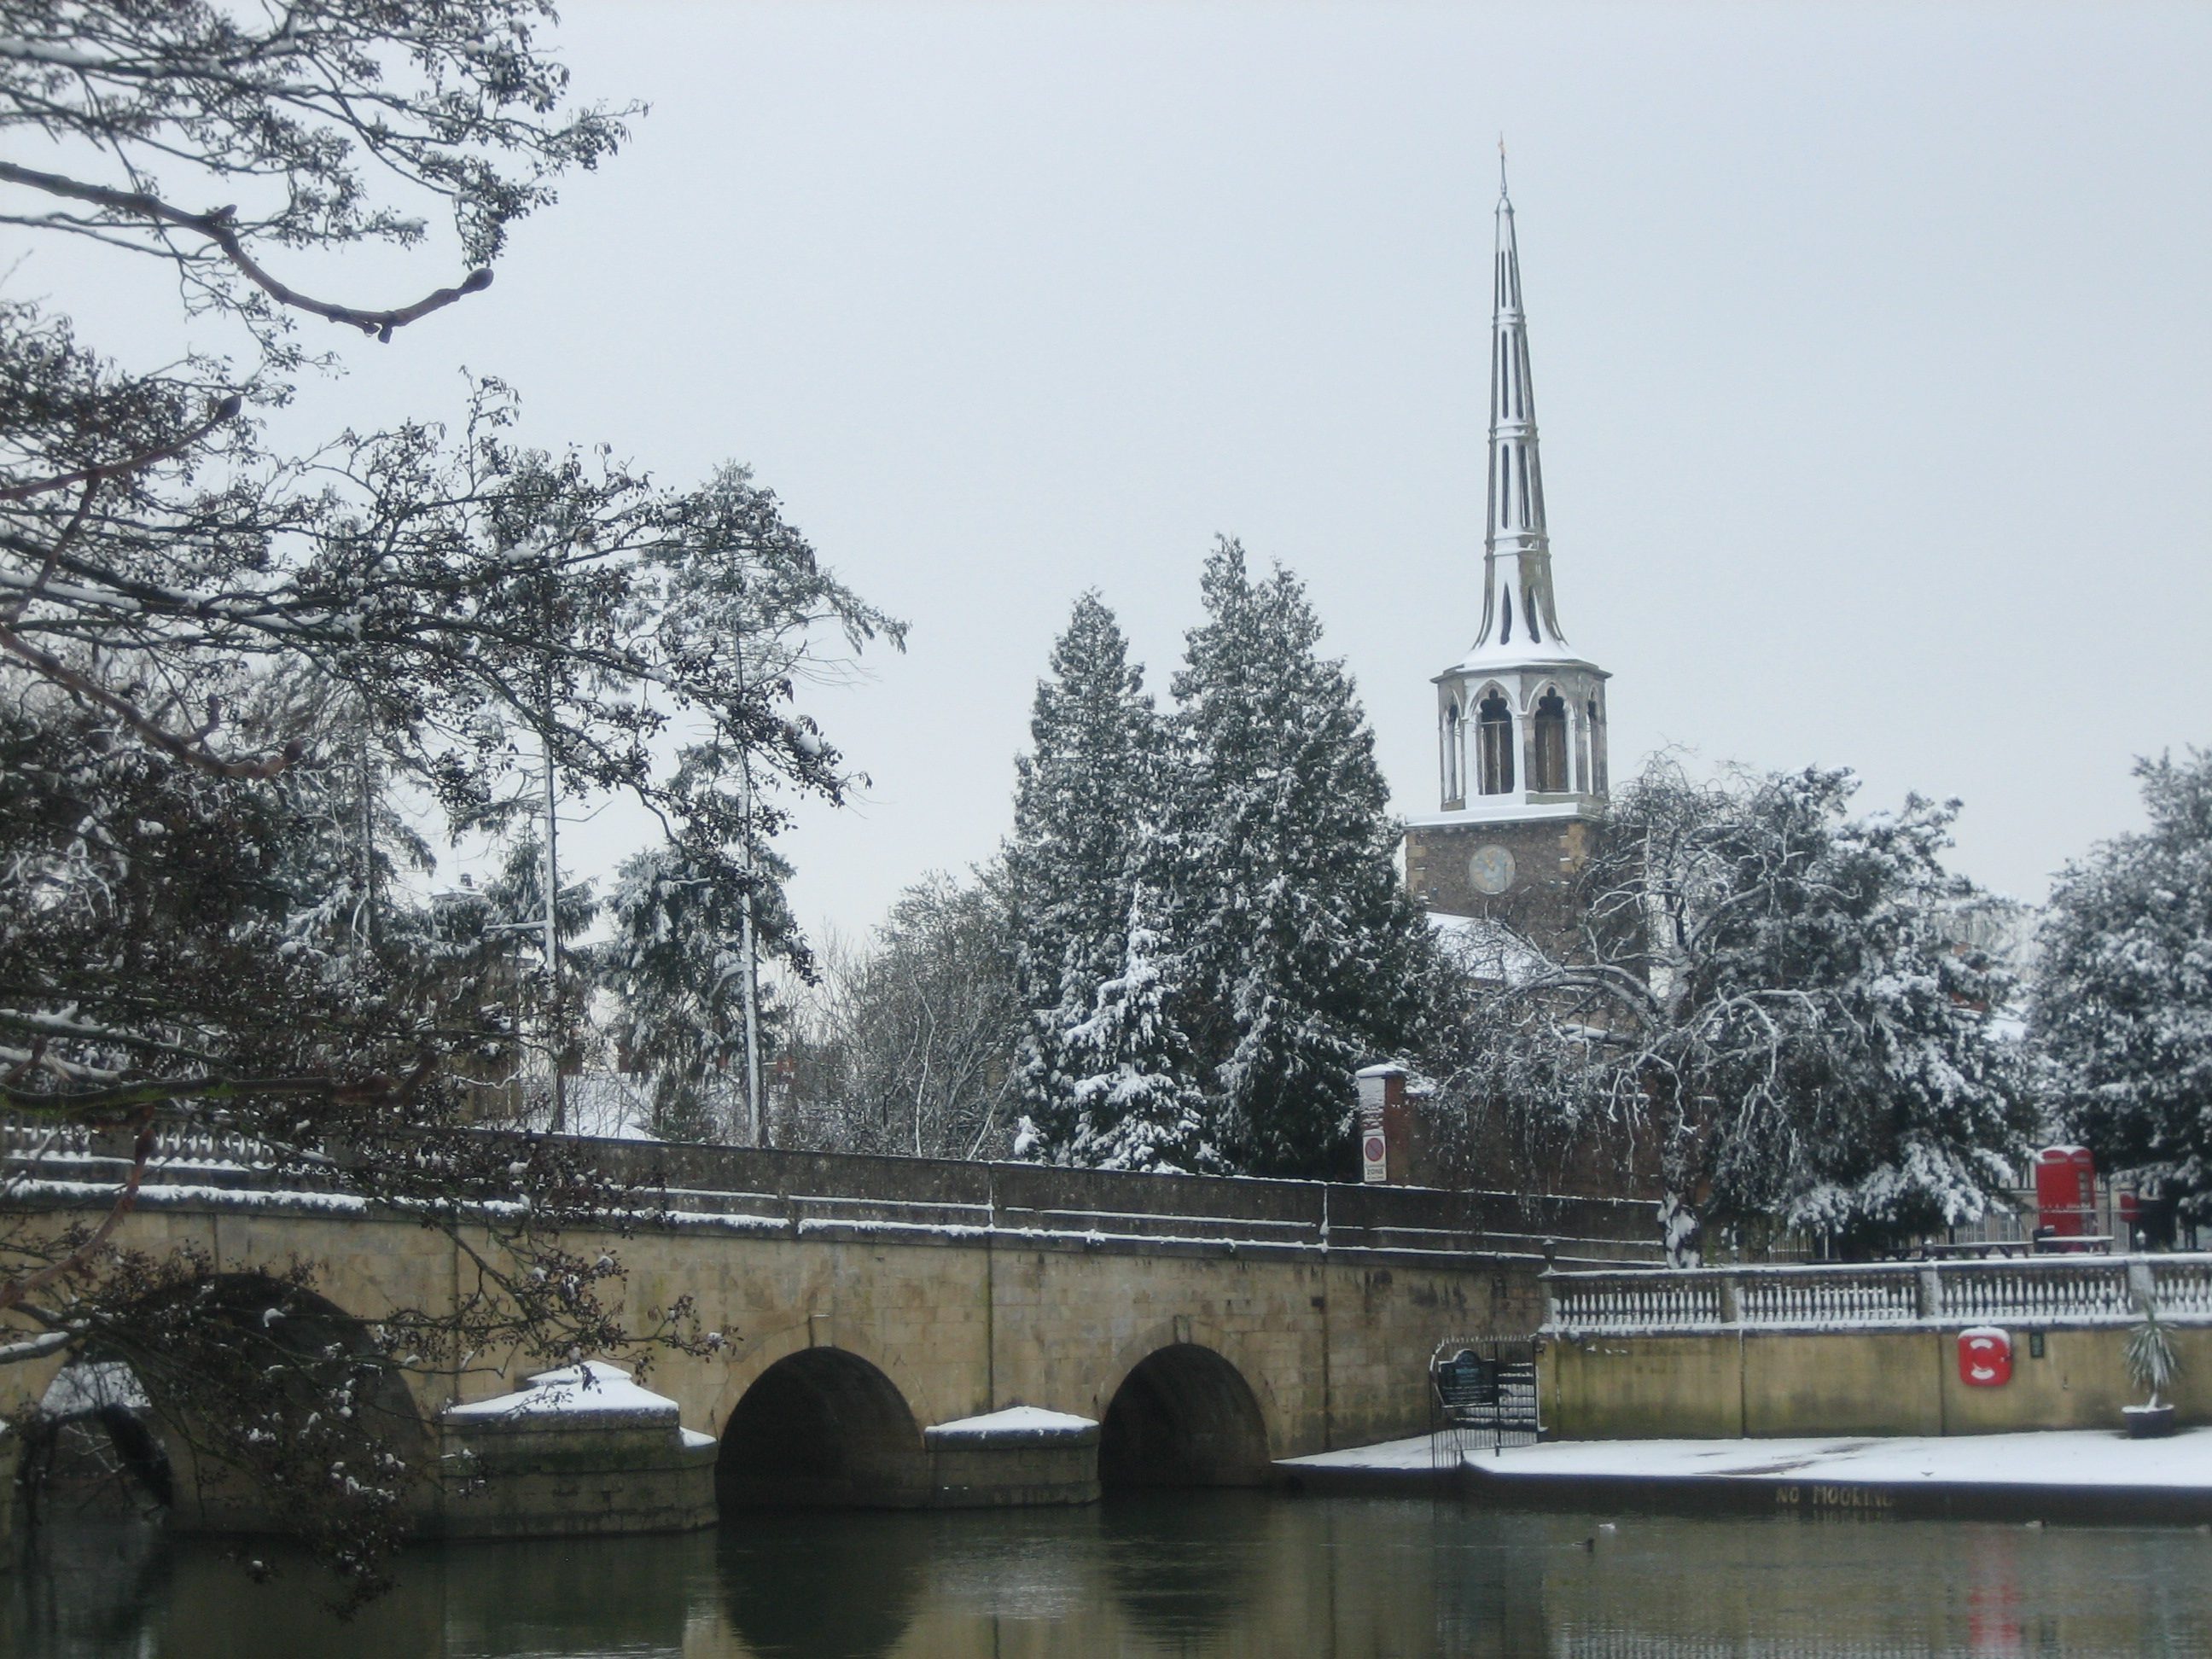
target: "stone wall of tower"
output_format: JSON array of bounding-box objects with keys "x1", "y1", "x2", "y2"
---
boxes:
[{"x1": 1403, "y1": 815, "x2": 1595, "y2": 950}]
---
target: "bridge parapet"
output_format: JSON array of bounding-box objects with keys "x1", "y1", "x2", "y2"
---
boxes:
[{"x1": 4, "y1": 1110, "x2": 1663, "y2": 1266}]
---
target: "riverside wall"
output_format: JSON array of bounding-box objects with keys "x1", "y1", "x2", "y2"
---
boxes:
[{"x1": 1540, "y1": 1256, "x2": 2212, "y2": 1440}]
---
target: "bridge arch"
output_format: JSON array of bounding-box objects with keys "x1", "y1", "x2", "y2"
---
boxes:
[
  {"x1": 1097, "y1": 1342, "x2": 1271, "y2": 1490},
  {"x1": 717, "y1": 1347, "x2": 930, "y2": 1510},
  {"x1": 38, "y1": 1271, "x2": 432, "y2": 1534}
]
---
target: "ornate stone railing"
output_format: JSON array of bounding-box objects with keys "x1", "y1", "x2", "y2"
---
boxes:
[{"x1": 1544, "y1": 1254, "x2": 2212, "y2": 1334}]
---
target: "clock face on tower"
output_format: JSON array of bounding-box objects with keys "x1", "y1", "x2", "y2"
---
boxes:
[{"x1": 1468, "y1": 844, "x2": 1517, "y2": 896}]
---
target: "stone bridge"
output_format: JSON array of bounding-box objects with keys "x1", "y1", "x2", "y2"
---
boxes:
[{"x1": 3, "y1": 1121, "x2": 1656, "y2": 1534}]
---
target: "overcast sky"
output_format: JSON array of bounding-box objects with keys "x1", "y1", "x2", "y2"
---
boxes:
[{"x1": 41, "y1": 2, "x2": 2212, "y2": 947}]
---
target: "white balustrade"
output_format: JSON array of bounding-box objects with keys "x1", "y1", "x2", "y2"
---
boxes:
[{"x1": 1546, "y1": 1254, "x2": 2212, "y2": 1334}]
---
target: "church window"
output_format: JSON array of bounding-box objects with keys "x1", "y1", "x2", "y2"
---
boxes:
[
  {"x1": 1477, "y1": 692, "x2": 1515, "y2": 795},
  {"x1": 1516, "y1": 446, "x2": 1532, "y2": 524},
  {"x1": 1586, "y1": 696, "x2": 1607, "y2": 794},
  {"x1": 1532, "y1": 690, "x2": 1569, "y2": 793},
  {"x1": 1443, "y1": 701, "x2": 1463, "y2": 800},
  {"x1": 1525, "y1": 583, "x2": 1541, "y2": 643},
  {"x1": 1499, "y1": 588, "x2": 1513, "y2": 643}
]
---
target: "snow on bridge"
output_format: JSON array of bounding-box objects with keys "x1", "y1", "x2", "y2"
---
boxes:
[{"x1": 3, "y1": 1113, "x2": 1661, "y2": 1534}]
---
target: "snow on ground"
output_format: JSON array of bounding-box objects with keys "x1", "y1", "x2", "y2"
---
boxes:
[
  {"x1": 444, "y1": 1359, "x2": 678, "y2": 1419},
  {"x1": 1283, "y1": 1429, "x2": 2212, "y2": 1489},
  {"x1": 1481, "y1": 1429, "x2": 2212, "y2": 1489},
  {"x1": 1279, "y1": 1432, "x2": 1448, "y2": 1471},
  {"x1": 927, "y1": 1406, "x2": 1097, "y2": 1439}
]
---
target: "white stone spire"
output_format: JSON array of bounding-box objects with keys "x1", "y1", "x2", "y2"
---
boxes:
[
  {"x1": 1415, "y1": 160, "x2": 1610, "y2": 828},
  {"x1": 1470, "y1": 156, "x2": 1568, "y2": 653}
]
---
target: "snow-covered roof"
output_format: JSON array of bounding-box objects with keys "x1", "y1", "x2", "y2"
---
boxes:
[
  {"x1": 1437, "y1": 639, "x2": 1604, "y2": 678},
  {"x1": 444, "y1": 1359, "x2": 678, "y2": 1421},
  {"x1": 1427, "y1": 911, "x2": 1547, "y2": 986}
]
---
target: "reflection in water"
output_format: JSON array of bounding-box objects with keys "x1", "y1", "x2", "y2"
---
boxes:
[
  {"x1": 720, "y1": 1511, "x2": 927, "y2": 1658},
  {"x1": 9, "y1": 1497, "x2": 2212, "y2": 1656},
  {"x1": 1097, "y1": 1493, "x2": 1267, "y2": 1645}
]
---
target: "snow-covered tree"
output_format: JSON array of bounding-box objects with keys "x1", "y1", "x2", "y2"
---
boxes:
[
  {"x1": 603, "y1": 832, "x2": 799, "y2": 1144},
  {"x1": 1435, "y1": 760, "x2": 2032, "y2": 1260},
  {"x1": 1006, "y1": 594, "x2": 1173, "y2": 1160},
  {"x1": 0, "y1": 3, "x2": 897, "y2": 1602},
  {"x1": 1059, "y1": 883, "x2": 1223, "y2": 1173},
  {"x1": 2034, "y1": 751, "x2": 2212, "y2": 1228},
  {"x1": 1167, "y1": 538, "x2": 1435, "y2": 1179}
]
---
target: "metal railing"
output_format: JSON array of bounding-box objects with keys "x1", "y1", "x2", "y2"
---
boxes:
[{"x1": 1544, "y1": 1254, "x2": 2212, "y2": 1334}]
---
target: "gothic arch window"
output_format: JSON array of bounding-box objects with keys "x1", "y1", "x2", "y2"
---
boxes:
[
  {"x1": 1477, "y1": 690, "x2": 1515, "y2": 795},
  {"x1": 1442, "y1": 701, "x2": 1463, "y2": 800},
  {"x1": 1531, "y1": 689, "x2": 1569, "y2": 793},
  {"x1": 1575, "y1": 698, "x2": 1593, "y2": 795},
  {"x1": 1586, "y1": 696, "x2": 1608, "y2": 795}
]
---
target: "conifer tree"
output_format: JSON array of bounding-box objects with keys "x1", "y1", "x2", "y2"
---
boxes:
[
  {"x1": 603, "y1": 835, "x2": 799, "y2": 1144},
  {"x1": 1061, "y1": 882, "x2": 1222, "y2": 1173},
  {"x1": 1007, "y1": 594, "x2": 1169, "y2": 1160},
  {"x1": 1168, "y1": 538, "x2": 1435, "y2": 1178}
]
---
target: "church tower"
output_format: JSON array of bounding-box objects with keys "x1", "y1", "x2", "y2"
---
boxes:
[{"x1": 1403, "y1": 166, "x2": 1611, "y2": 932}]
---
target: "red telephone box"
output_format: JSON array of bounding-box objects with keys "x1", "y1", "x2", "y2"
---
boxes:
[
  {"x1": 2034, "y1": 1146, "x2": 2096, "y2": 1237},
  {"x1": 1959, "y1": 1327, "x2": 2012, "y2": 1387}
]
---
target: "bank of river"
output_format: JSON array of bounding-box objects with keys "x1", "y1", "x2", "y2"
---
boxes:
[{"x1": 7, "y1": 1493, "x2": 2211, "y2": 1656}]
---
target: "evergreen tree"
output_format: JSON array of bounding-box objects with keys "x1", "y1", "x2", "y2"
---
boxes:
[
  {"x1": 1061, "y1": 882, "x2": 1223, "y2": 1173},
  {"x1": 1007, "y1": 594, "x2": 1170, "y2": 1160},
  {"x1": 603, "y1": 835, "x2": 799, "y2": 1144},
  {"x1": 1168, "y1": 538, "x2": 1435, "y2": 1178},
  {"x1": 2034, "y1": 751, "x2": 2212, "y2": 1226}
]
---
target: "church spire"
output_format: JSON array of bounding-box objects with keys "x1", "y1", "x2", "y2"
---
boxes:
[{"x1": 1471, "y1": 156, "x2": 1568, "y2": 651}]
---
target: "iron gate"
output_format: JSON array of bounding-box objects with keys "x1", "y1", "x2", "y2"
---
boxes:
[{"x1": 1429, "y1": 1336, "x2": 1540, "y2": 1470}]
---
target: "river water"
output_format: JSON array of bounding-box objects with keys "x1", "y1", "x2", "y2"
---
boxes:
[{"x1": 6, "y1": 1494, "x2": 2209, "y2": 1656}]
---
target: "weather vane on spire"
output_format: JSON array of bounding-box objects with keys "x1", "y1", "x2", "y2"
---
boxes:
[{"x1": 1499, "y1": 134, "x2": 1509, "y2": 198}]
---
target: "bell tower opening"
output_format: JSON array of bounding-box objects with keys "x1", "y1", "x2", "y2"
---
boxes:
[
  {"x1": 1476, "y1": 692, "x2": 1515, "y2": 795},
  {"x1": 1531, "y1": 690, "x2": 1569, "y2": 793}
]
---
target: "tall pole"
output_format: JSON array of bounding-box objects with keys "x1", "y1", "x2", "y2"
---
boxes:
[
  {"x1": 358, "y1": 692, "x2": 381, "y2": 957},
  {"x1": 738, "y1": 754, "x2": 763, "y2": 1149},
  {"x1": 543, "y1": 707, "x2": 566, "y2": 1135}
]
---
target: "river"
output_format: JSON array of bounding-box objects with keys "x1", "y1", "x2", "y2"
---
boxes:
[{"x1": 6, "y1": 1493, "x2": 2209, "y2": 1656}]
